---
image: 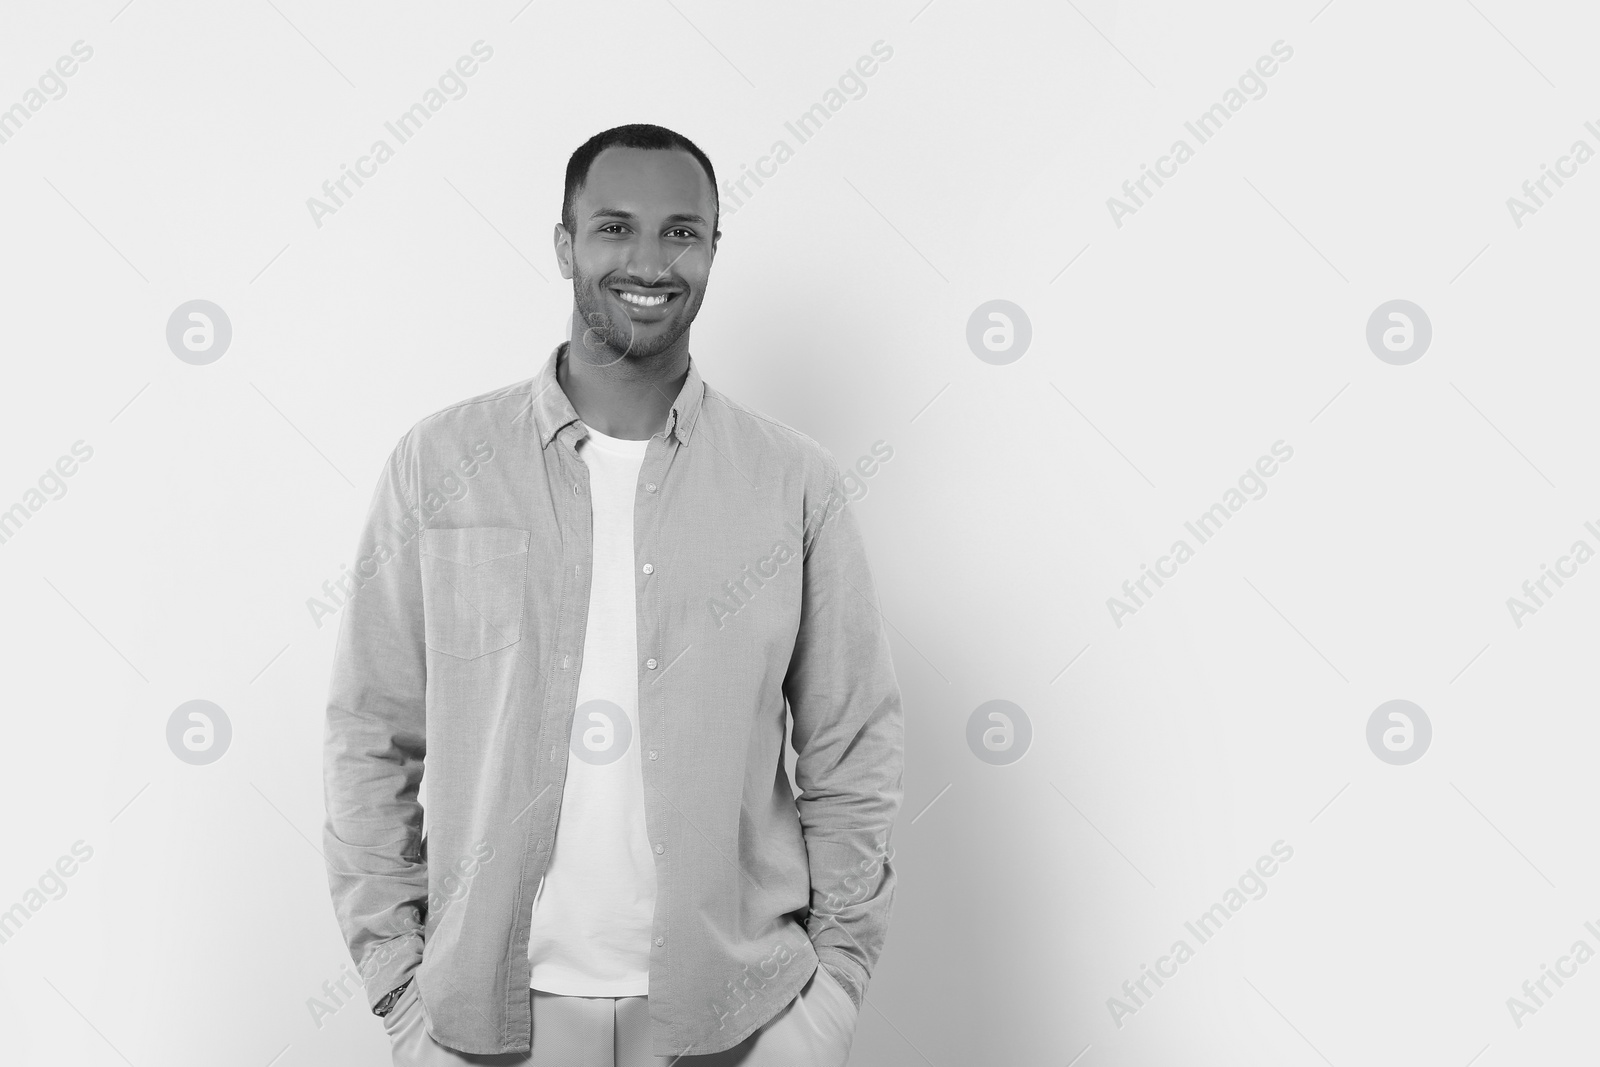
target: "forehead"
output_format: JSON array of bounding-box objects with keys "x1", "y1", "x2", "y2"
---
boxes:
[{"x1": 577, "y1": 146, "x2": 714, "y2": 219}]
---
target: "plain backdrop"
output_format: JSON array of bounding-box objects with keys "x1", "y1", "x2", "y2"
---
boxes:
[{"x1": 3, "y1": 1, "x2": 1599, "y2": 1064}]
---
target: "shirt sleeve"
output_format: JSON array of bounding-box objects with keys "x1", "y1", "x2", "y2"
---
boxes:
[
  {"x1": 785, "y1": 448, "x2": 906, "y2": 1013},
  {"x1": 321, "y1": 433, "x2": 430, "y2": 1009}
]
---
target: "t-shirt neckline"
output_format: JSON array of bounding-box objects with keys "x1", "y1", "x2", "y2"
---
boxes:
[{"x1": 580, "y1": 421, "x2": 652, "y2": 456}]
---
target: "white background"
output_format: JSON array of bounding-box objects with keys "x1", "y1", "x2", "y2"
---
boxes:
[{"x1": 2, "y1": 1, "x2": 1598, "y2": 1064}]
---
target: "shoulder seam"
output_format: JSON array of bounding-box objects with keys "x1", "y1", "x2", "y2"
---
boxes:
[
  {"x1": 412, "y1": 378, "x2": 536, "y2": 430},
  {"x1": 701, "y1": 391, "x2": 826, "y2": 452}
]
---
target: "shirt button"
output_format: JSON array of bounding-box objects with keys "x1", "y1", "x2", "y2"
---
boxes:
[
  {"x1": 654, "y1": 936, "x2": 664, "y2": 946},
  {"x1": 646, "y1": 658, "x2": 658, "y2": 670},
  {"x1": 572, "y1": 483, "x2": 580, "y2": 495},
  {"x1": 647, "y1": 750, "x2": 658, "y2": 760},
  {"x1": 654, "y1": 843, "x2": 665, "y2": 854},
  {"x1": 642, "y1": 563, "x2": 654, "y2": 575},
  {"x1": 645, "y1": 482, "x2": 658, "y2": 493}
]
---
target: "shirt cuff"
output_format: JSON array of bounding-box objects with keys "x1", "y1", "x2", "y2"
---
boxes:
[
  {"x1": 360, "y1": 934, "x2": 424, "y2": 1012},
  {"x1": 815, "y1": 948, "x2": 867, "y2": 1012}
]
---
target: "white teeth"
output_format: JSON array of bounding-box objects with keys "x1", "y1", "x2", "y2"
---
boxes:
[{"x1": 618, "y1": 291, "x2": 670, "y2": 307}]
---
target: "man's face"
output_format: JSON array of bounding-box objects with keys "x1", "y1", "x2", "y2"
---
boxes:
[{"x1": 558, "y1": 146, "x2": 719, "y2": 363}]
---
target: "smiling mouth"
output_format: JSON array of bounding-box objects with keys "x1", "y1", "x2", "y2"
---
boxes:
[{"x1": 611, "y1": 287, "x2": 680, "y2": 308}]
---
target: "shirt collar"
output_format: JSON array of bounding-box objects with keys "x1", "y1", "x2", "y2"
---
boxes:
[{"x1": 528, "y1": 340, "x2": 705, "y2": 450}]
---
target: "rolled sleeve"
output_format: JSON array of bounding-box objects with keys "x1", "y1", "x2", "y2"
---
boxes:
[
  {"x1": 785, "y1": 450, "x2": 905, "y2": 1013},
  {"x1": 321, "y1": 434, "x2": 430, "y2": 1009}
]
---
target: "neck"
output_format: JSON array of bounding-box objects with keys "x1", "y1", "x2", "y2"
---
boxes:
[{"x1": 558, "y1": 332, "x2": 690, "y2": 441}]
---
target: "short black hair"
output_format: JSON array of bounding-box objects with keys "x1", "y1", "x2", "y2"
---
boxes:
[{"x1": 562, "y1": 123, "x2": 719, "y2": 238}]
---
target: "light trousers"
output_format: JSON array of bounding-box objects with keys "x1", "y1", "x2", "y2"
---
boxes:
[{"x1": 383, "y1": 964, "x2": 859, "y2": 1067}]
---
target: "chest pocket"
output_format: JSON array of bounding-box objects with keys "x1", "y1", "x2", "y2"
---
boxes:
[{"x1": 419, "y1": 526, "x2": 530, "y2": 659}]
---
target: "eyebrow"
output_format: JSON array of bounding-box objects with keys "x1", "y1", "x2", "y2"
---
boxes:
[{"x1": 589, "y1": 208, "x2": 711, "y2": 227}]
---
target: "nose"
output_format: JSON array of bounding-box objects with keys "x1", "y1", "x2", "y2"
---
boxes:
[{"x1": 625, "y1": 231, "x2": 672, "y2": 285}]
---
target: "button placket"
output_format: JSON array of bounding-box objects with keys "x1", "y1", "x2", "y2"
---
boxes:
[
  {"x1": 555, "y1": 433, "x2": 591, "y2": 829},
  {"x1": 636, "y1": 447, "x2": 662, "y2": 681},
  {"x1": 637, "y1": 441, "x2": 670, "y2": 968}
]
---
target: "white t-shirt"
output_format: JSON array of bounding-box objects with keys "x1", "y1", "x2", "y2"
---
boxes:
[{"x1": 527, "y1": 422, "x2": 658, "y2": 995}]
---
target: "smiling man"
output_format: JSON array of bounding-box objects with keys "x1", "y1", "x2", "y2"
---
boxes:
[{"x1": 322, "y1": 124, "x2": 905, "y2": 1066}]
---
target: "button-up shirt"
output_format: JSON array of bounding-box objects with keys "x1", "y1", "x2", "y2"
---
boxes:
[{"x1": 321, "y1": 342, "x2": 905, "y2": 1057}]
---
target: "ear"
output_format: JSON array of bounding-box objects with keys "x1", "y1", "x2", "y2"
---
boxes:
[{"x1": 553, "y1": 223, "x2": 575, "y2": 281}]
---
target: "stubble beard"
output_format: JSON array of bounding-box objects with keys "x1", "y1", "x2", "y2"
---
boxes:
[{"x1": 571, "y1": 262, "x2": 695, "y2": 366}]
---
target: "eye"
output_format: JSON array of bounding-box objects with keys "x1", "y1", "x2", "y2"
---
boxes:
[
  {"x1": 668, "y1": 227, "x2": 698, "y2": 240},
  {"x1": 598, "y1": 223, "x2": 628, "y2": 235}
]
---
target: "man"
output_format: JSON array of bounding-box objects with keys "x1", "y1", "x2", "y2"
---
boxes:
[{"x1": 321, "y1": 123, "x2": 904, "y2": 1066}]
